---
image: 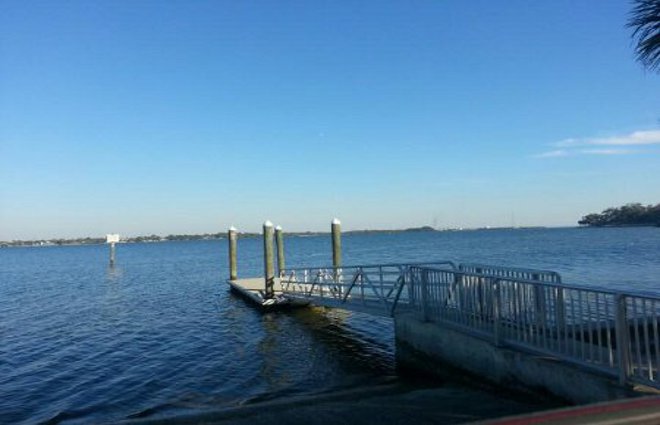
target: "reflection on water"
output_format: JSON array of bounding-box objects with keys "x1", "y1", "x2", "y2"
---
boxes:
[
  {"x1": 1, "y1": 228, "x2": 659, "y2": 423},
  {"x1": 258, "y1": 314, "x2": 288, "y2": 395},
  {"x1": 105, "y1": 264, "x2": 123, "y2": 282}
]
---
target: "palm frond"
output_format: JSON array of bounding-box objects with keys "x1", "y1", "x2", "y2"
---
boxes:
[{"x1": 628, "y1": 0, "x2": 660, "y2": 71}]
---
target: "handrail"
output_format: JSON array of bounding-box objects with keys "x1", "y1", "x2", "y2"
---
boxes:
[
  {"x1": 408, "y1": 265, "x2": 660, "y2": 390},
  {"x1": 422, "y1": 264, "x2": 644, "y2": 297},
  {"x1": 282, "y1": 260, "x2": 457, "y2": 273},
  {"x1": 280, "y1": 261, "x2": 437, "y2": 316},
  {"x1": 460, "y1": 263, "x2": 560, "y2": 275}
]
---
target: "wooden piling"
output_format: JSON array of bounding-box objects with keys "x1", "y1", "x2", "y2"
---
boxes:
[
  {"x1": 275, "y1": 225, "x2": 285, "y2": 277},
  {"x1": 331, "y1": 218, "x2": 342, "y2": 269},
  {"x1": 228, "y1": 226, "x2": 238, "y2": 280},
  {"x1": 263, "y1": 220, "x2": 275, "y2": 299}
]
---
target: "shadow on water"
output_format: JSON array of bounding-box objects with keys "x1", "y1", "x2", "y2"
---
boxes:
[
  {"x1": 122, "y1": 300, "x2": 563, "y2": 425},
  {"x1": 255, "y1": 314, "x2": 289, "y2": 397},
  {"x1": 122, "y1": 292, "x2": 401, "y2": 421},
  {"x1": 285, "y1": 307, "x2": 395, "y2": 374},
  {"x1": 280, "y1": 306, "x2": 562, "y2": 403},
  {"x1": 227, "y1": 290, "x2": 397, "y2": 396}
]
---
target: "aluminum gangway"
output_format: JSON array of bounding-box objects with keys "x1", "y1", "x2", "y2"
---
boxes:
[
  {"x1": 280, "y1": 261, "x2": 457, "y2": 317},
  {"x1": 280, "y1": 262, "x2": 660, "y2": 391},
  {"x1": 279, "y1": 261, "x2": 561, "y2": 317}
]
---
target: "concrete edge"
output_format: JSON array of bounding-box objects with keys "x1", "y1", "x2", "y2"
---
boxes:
[{"x1": 394, "y1": 312, "x2": 644, "y2": 405}]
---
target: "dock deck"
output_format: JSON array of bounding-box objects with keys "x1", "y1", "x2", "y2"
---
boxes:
[{"x1": 227, "y1": 277, "x2": 308, "y2": 311}]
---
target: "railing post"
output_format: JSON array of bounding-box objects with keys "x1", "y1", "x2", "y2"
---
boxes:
[
  {"x1": 275, "y1": 225, "x2": 285, "y2": 277},
  {"x1": 475, "y1": 267, "x2": 484, "y2": 316},
  {"x1": 263, "y1": 220, "x2": 275, "y2": 299},
  {"x1": 359, "y1": 268, "x2": 365, "y2": 303},
  {"x1": 390, "y1": 268, "x2": 406, "y2": 317},
  {"x1": 493, "y1": 279, "x2": 502, "y2": 346},
  {"x1": 615, "y1": 294, "x2": 632, "y2": 385},
  {"x1": 421, "y1": 268, "x2": 429, "y2": 322},
  {"x1": 453, "y1": 271, "x2": 463, "y2": 311},
  {"x1": 533, "y1": 273, "x2": 547, "y2": 329},
  {"x1": 379, "y1": 266, "x2": 384, "y2": 298},
  {"x1": 409, "y1": 268, "x2": 416, "y2": 305},
  {"x1": 555, "y1": 287, "x2": 566, "y2": 339},
  {"x1": 228, "y1": 226, "x2": 238, "y2": 280}
]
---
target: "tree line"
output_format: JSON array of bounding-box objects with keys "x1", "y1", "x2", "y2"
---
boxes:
[{"x1": 578, "y1": 203, "x2": 660, "y2": 227}]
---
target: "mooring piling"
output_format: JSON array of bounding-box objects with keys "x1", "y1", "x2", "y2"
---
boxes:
[
  {"x1": 228, "y1": 226, "x2": 238, "y2": 280},
  {"x1": 331, "y1": 218, "x2": 342, "y2": 269},
  {"x1": 263, "y1": 221, "x2": 275, "y2": 299},
  {"x1": 275, "y1": 225, "x2": 285, "y2": 277}
]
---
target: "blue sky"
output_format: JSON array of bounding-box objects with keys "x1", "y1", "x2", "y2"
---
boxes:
[{"x1": 1, "y1": 1, "x2": 658, "y2": 239}]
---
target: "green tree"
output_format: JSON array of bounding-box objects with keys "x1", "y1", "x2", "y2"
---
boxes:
[
  {"x1": 629, "y1": 0, "x2": 660, "y2": 71},
  {"x1": 578, "y1": 203, "x2": 660, "y2": 226}
]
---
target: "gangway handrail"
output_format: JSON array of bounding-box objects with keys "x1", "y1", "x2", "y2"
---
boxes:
[
  {"x1": 407, "y1": 265, "x2": 660, "y2": 390},
  {"x1": 279, "y1": 262, "x2": 564, "y2": 314},
  {"x1": 458, "y1": 262, "x2": 562, "y2": 283},
  {"x1": 280, "y1": 261, "x2": 453, "y2": 317},
  {"x1": 421, "y1": 264, "x2": 660, "y2": 297},
  {"x1": 282, "y1": 260, "x2": 457, "y2": 273}
]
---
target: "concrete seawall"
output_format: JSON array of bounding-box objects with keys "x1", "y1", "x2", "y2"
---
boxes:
[{"x1": 394, "y1": 313, "x2": 640, "y2": 404}]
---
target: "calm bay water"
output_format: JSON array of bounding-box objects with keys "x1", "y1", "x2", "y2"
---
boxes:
[{"x1": 1, "y1": 227, "x2": 659, "y2": 424}]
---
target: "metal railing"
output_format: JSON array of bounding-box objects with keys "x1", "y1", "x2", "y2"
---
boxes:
[
  {"x1": 458, "y1": 263, "x2": 562, "y2": 283},
  {"x1": 408, "y1": 266, "x2": 660, "y2": 389},
  {"x1": 279, "y1": 261, "x2": 456, "y2": 317}
]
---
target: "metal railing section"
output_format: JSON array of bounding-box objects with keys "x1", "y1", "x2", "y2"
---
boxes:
[
  {"x1": 458, "y1": 263, "x2": 562, "y2": 283},
  {"x1": 408, "y1": 266, "x2": 660, "y2": 389},
  {"x1": 279, "y1": 261, "x2": 456, "y2": 317}
]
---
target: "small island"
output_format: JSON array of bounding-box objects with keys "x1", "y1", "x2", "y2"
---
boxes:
[{"x1": 578, "y1": 203, "x2": 660, "y2": 227}]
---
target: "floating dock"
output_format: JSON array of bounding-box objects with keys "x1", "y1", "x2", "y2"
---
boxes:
[{"x1": 226, "y1": 277, "x2": 307, "y2": 311}]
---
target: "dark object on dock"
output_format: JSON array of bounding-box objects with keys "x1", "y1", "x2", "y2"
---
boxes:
[{"x1": 227, "y1": 277, "x2": 303, "y2": 311}]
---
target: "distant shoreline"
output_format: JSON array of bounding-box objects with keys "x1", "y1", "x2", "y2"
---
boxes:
[
  {"x1": 0, "y1": 226, "x2": 557, "y2": 248},
  {"x1": 4, "y1": 225, "x2": 660, "y2": 248},
  {"x1": 7, "y1": 225, "x2": 660, "y2": 249},
  {"x1": 0, "y1": 226, "x2": 547, "y2": 248}
]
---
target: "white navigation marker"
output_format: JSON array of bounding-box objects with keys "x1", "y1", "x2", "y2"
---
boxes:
[{"x1": 106, "y1": 234, "x2": 120, "y2": 266}]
